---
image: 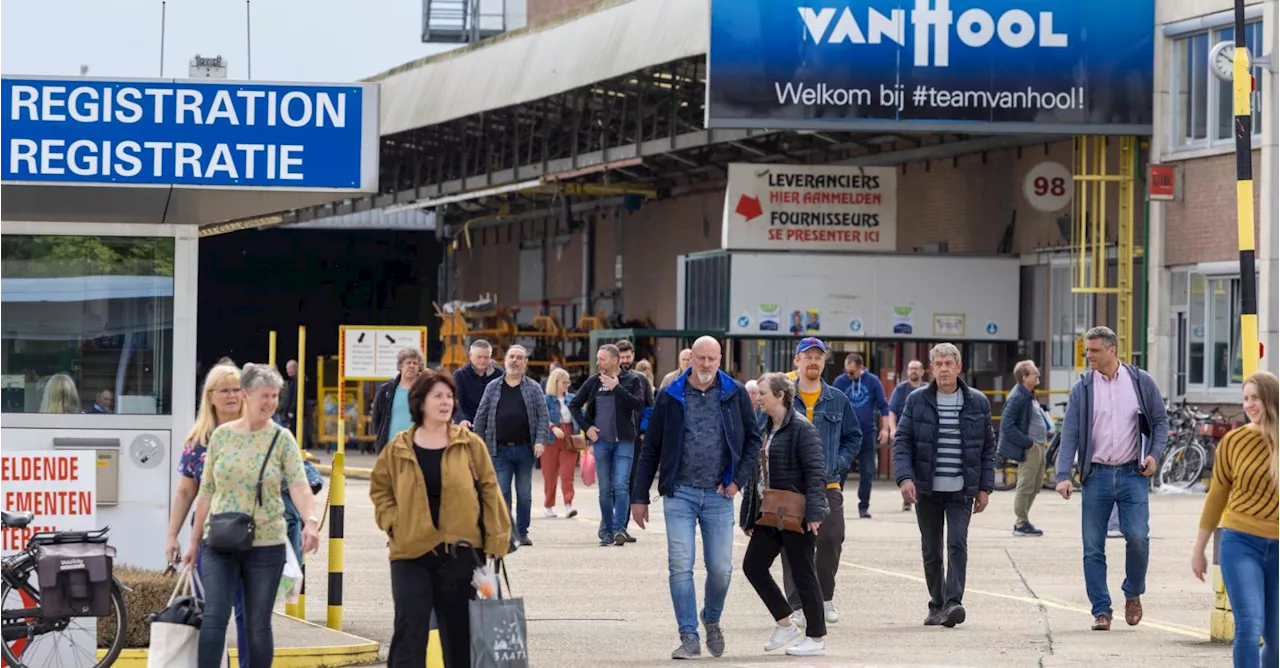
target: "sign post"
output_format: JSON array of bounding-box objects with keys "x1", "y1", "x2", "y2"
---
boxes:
[
  {"x1": 328, "y1": 325, "x2": 427, "y2": 631},
  {"x1": 1, "y1": 451, "x2": 98, "y2": 667}
]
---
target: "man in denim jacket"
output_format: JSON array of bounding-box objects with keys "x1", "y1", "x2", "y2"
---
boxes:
[{"x1": 781, "y1": 337, "x2": 861, "y2": 627}]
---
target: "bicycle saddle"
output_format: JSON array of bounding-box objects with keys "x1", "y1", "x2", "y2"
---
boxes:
[{"x1": 2, "y1": 510, "x2": 34, "y2": 528}]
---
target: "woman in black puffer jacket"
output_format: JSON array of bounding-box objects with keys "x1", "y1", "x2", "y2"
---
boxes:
[{"x1": 740, "y1": 372, "x2": 830, "y2": 657}]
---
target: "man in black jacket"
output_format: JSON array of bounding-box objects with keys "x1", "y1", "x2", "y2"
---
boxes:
[
  {"x1": 630, "y1": 336, "x2": 762, "y2": 660},
  {"x1": 453, "y1": 340, "x2": 504, "y2": 427},
  {"x1": 569, "y1": 344, "x2": 651, "y2": 546},
  {"x1": 892, "y1": 343, "x2": 996, "y2": 629}
]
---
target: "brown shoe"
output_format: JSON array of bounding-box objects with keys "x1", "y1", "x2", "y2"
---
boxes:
[
  {"x1": 1125, "y1": 598, "x2": 1143, "y2": 626},
  {"x1": 1092, "y1": 614, "x2": 1112, "y2": 631}
]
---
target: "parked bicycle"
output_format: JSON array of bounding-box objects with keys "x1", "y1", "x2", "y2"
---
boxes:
[
  {"x1": 1, "y1": 510, "x2": 128, "y2": 668},
  {"x1": 1157, "y1": 404, "x2": 1232, "y2": 489}
]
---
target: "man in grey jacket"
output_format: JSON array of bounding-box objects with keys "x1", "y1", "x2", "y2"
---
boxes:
[
  {"x1": 474, "y1": 345, "x2": 551, "y2": 547},
  {"x1": 1054, "y1": 326, "x2": 1168, "y2": 631}
]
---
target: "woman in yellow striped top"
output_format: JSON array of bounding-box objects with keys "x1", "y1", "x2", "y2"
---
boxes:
[{"x1": 1191, "y1": 371, "x2": 1278, "y2": 668}]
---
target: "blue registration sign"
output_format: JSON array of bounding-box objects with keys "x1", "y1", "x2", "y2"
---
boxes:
[
  {"x1": 1, "y1": 77, "x2": 377, "y2": 190},
  {"x1": 708, "y1": 0, "x2": 1154, "y2": 134}
]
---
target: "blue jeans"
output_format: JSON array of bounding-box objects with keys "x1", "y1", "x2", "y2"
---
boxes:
[
  {"x1": 593, "y1": 440, "x2": 634, "y2": 535},
  {"x1": 1219, "y1": 528, "x2": 1279, "y2": 668},
  {"x1": 1080, "y1": 463, "x2": 1150, "y2": 618},
  {"x1": 198, "y1": 544, "x2": 286, "y2": 668},
  {"x1": 194, "y1": 547, "x2": 250, "y2": 668},
  {"x1": 493, "y1": 445, "x2": 535, "y2": 538},
  {"x1": 664, "y1": 485, "x2": 735, "y2": 638},
  {"x1": 856, "y1": 431, "x2": 878, "y2": 511},
  {"x1": 283, "y1": 492, "x2": 303, "y2": 558}
]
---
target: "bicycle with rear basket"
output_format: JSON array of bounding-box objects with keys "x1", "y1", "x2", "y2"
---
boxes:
[{"x1": 1, "y1": 510, "x2": 128, "y2": 668}]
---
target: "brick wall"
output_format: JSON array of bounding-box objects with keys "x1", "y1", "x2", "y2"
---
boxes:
[
  {"x1": 1163, "y1": 150, "x2": 1263, "y2": 267},
  {"x1": 526, "y1": 0, "x2": 606, "y2": 25}
]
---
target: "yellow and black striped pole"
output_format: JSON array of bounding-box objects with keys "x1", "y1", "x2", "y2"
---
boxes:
[
  {"x1": 327, "y1": 420, "x2": 346, "y2": 630},
  {"x1": 1231, "y1": 0, "x2": 1260, "y2": 380},
  {"x1": 1212, "y1": 0, "x2": 1260, "y2": 643}
]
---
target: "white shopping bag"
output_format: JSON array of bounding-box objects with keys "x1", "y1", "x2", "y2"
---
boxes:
[
  {"x1": 278, "y1": 541, "x2": 303, "y2": 605},
  {"x1": 148, "y1": 568, "x2": 229, "y2": 668}
]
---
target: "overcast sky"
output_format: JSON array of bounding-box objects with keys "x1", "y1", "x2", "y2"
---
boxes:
[{"x1": 2, "y1": 0, "x2": 458, "y2": 82}]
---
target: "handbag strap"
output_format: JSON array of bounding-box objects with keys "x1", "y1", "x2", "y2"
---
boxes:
[
  {"x1": 493, "y1": 557, "x2": 513, "y2": 600},
  {"x1": 254, "y1": 427, "x2": 282, "y2": 508}
]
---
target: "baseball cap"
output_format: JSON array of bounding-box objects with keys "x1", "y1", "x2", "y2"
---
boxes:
[{"x1": 795, "y1": 337, "x2": 827, "y2": 355}]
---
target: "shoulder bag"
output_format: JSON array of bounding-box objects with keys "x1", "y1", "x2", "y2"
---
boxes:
[
  {"x1": 206, "y1": 427, "x2": 281, "y2": 553},
  {"x1": 754, "y1": 429, "x2": 808, "y2": 534}
]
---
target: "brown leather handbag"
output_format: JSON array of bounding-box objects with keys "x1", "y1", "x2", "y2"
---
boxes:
[
  {"x1": 566, "y1": 432, "x2": 590, "y2": 452},
  {"x1": 754, "y1": 435, "x2": 808, "y2": 534}
]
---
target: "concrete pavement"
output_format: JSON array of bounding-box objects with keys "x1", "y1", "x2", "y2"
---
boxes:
[{"x1": 299, "y1": 465, "x2": 1229, "y2": 667}]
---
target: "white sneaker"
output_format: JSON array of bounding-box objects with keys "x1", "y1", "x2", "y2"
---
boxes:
[
  {"x1": 565, "y1": 505, "x2": 578, "y2": 518},
  {"x1": 786, "y1": 637, "x2": 827, "y2": 657},
  {"x1": 790, "y1": 610, "x2": 806, "y2": 629},
  {"x1": 543, "y1": 507, "x2": 557, "y2": 518},
  {"x1": 764, "y1": 623, "x2": 803, "y2": 651},
  {"x1": 824, "y1": 600, "x2": 839, "y2": 624}
]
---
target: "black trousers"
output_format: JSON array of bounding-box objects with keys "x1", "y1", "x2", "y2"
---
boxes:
[
  {"x1": 388, "y1": 546, "x2": 479, "y2": 668},
  {"x1": 743, "y1": 526, "x2": 827, "y2": 638},
  {"x1": 915, "y1": 491, "x2": 973, "y2": 611},
  {"x1": 782, "y1": 487, "x2": 845, "y2": 608}
]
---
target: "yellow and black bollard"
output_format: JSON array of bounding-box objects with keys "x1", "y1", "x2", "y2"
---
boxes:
[
  {"x1": 1212, "y1": 0, "x2": 1259, "y2": 642},
  {"x1": 327, "y1": 420, "x2": 346, "y2": 630}
]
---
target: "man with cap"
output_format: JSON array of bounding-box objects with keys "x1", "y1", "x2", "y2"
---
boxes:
[{"x1": 781, "y1": 337, "x2": 862, "y2": 626}]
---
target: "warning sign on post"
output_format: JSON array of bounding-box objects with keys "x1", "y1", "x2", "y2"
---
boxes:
[
  {"x1": 722, "y1": 163, "x2": 897, "y2": 252},
  {"x1": 339, "y1": 326, "x2": 428, "y2": 380},
  {"x1": 1, "y1": 452, "x2": 97, "y2": 554}
]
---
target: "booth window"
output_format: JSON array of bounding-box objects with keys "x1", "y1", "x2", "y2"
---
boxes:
[
  {"x1": 1171, "y1": 20, "x2": 1263, "y2": 151},
  {"x1": 1, "y1": 235, "x2": 174, "y2": 415},
  {"x1": 1170, "y1": 268, "x2": 1246, "y2": 394}
]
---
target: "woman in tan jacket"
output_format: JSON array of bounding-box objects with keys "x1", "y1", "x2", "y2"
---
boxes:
[{"x1": 370, "y1": 371, "x2": 512, "y2": 668}]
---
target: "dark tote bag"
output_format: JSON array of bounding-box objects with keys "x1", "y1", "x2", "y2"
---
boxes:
[{"x1": 470, "y1": 559, "x2": 529, "y2": 668}]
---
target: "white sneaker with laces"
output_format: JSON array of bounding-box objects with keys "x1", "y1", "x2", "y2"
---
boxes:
[
  {"x1": 565, "y1": 504, "x2": 578, "y2": 518},
  {"x1": 786, "y1": 637, "x2": 827, "y2": 657},
  {"x1": 764, "y1": 623, "x2": 803, "y2": 651},
  {"x1": 790, "y1": 610, "x2": 806, "y2": 629},
  {"x1": 824, "y1": 601, "x2": 839, "y2": 623},
  {"x1": 543, "y1": 507, "x2": 557, "y2": 518}
]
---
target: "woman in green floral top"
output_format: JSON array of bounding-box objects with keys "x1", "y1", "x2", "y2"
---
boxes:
[{"x1": 184, "y1": 363, "x2": 320, "y2": 668}]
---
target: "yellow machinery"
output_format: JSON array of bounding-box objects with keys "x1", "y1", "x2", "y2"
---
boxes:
[
  {"x1": 436, "y1": 296, "x2": 518, "y2": 372},
  {"x1": 314, "y1": 355, "x2": 372, "y2": 451},
  {"x1": 1071, "y1": 136, "x2": 1138, "y2": 363}
]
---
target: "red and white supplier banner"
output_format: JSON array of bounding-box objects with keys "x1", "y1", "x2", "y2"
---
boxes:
[{"x1": 721, "y1": 163, "x2": 897, "y2": 252}]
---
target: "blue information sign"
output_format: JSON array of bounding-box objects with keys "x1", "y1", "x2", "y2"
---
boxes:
[
  {"x1": 2, "y1": 78, "x2": 376, "y2": 190},
  {"x1": 708, "y1": 0, "x2": 1154, "y2": 134}
]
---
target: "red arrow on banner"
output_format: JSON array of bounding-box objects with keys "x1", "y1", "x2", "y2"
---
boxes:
[{"x1": 735, "y1": 194, "x2": 763, "y2": 222}]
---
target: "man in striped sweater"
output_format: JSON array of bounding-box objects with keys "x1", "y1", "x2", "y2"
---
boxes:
[{"x1": 892, "y1": 343, "x2": 997, "y2": 629}]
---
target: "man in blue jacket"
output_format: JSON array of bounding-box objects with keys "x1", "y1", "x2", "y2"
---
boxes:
[
  {"x1": 631, "y1": 336, "x2": 762, "y2": 661},
  {"x1": 841, "y1": 353, "x2": 890, "y2": 518},
  {"x1": 453, "y1": 339, "x2": 504, "y2": 427},
  {"x1": 781, "y1": 338, "x2": 861, "y2": 627}
]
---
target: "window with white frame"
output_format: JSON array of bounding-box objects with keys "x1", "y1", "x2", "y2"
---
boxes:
[
  {"x1": 1171, "y1": 20, "x2": 1264, "y2": 150},
  {"x1": 1170, "y1": 268, "x2": 1248, "y2": 393}
]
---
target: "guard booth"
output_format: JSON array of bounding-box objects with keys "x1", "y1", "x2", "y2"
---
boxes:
[{"x1": 0, "y1": 76, "x2": 379, "y2": 580}]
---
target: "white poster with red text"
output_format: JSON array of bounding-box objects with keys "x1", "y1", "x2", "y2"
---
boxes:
[
  {"x1": 722, "y1": 163, "x2": 897, "y2": 252},
  {"x1": 1, "y1": 452, "x2": 97, "y2": 555}
]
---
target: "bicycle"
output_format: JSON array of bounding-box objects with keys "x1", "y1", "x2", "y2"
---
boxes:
[
  {"x1": 1, "y1": 510, "x2": 128, "y2": 668},
  {"x1": 1157, "y1": 405, "x2": 1231, "y2": 489}
]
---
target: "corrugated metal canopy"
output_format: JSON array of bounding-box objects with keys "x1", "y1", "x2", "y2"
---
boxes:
[{"x1": 372, "y1": 0, "x2": 709, "y2": 136}]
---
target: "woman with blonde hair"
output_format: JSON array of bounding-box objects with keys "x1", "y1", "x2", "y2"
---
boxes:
[
  {"x1": 1192, "y1": 371, "x2": 1278, "y2": 668},
  {"x1": 40, "y1": 373, "x2": 81, "y2": 414},
  {"x1": 165, "y1": 364, "x2": 255, "y2": 665},
  {"x1": 542, "y1": 367, "x2": 580, "y2": 518}
]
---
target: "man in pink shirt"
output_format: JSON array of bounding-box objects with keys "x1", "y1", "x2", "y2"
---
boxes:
[{"x1": 1055, "y1": 327, "x2": 1168, "y2": 632}]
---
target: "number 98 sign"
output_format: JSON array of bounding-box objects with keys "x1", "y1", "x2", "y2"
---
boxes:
[{"x1": 1023, "y1": 162, "x2": 1073, "y2": 213}]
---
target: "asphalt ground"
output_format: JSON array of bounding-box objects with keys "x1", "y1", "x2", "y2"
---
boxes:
[{"x1": 300, "y1": 455, "x2": 1228, "y2": 667}]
